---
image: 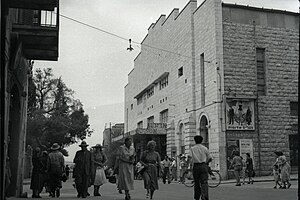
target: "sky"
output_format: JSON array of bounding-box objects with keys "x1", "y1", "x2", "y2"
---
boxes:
[{"x1": 33, "y1": 0, "x2": 299, "y2": 161}]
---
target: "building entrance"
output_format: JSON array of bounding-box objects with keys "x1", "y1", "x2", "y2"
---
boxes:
[
  {"x1": 199, "y1": 116, "x2": 208, "y2": 147},
  {"x1": 7, "y1": 85, "x2": 21, "y2": 197},
  {"x1": 289, "y1": 134, "x2": 298, "y2": 167}
]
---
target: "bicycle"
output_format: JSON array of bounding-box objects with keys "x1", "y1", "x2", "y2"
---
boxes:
[{"x1": 183, "y1": 168, "x2": 221, "y2": 188}]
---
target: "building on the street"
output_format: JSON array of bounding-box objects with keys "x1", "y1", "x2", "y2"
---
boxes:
[
  {"x1": 1, "y1": 0, "x2": 59, "y2": 198},
  {"x1": 102, "y1": 123, "x2": 125, "y2": 148},
  {"x1": 124, "y1": 0, "x2": 298, "y2": 179}
]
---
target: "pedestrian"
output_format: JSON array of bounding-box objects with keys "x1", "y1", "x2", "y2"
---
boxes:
[
  {"x1": 118, "y1": 137, "x2": 135, "y2": 200},
  {"x1": 245, "y1": 153, "x2": 254, "y2": 184},
  {"x1": 241, "y1": 156, "x2": 246, "y2": 184},
  {"x1": 114, "y1": 153, "x2": 123, "y2": 194},
  {"x1": 170, "y1": 157, "x2": 177, "y2": 181},
  {"x1": 179, "y1": 155, "x2": 187, "y2": 183},
  {"x1": 230, "y1": 150, "x2": 243, "y2": 186},
  {"x1": 188, "y1": 135, "x2": 212, "y2": 200},
  {"x1": 276, "y1": 151, "x2": 291, "y2": 189},
  {"x1": 273, "y1": 153, "x2": 282, "y2": 189},
  {"x1": 30, "y1": 147, "x2": 43, "y2": 198},
  {"x1": 73, "y1": 141, "x2": 93, "y2": 198},
  {"x1": 47, "y1": 143, "x2": 65, "y2": 198},
  {"x1": 91, "y1": 144, "x2": 107, "y2": 196},
  {"x1": 140, "y1": 140, "x2": 161, "y2": 200},
  {"x1": 161, "y1": 156, "x2": 171, "y2": 184},
  {"x1": 39, "y1": 151, "x2": 49, "y2": 194},
  {"x1": 65, "y1": 165, "x2": 70, "y2": 179}
]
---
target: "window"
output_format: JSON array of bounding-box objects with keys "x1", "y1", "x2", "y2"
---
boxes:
[
  {"x1": 290, "y1": 102, "x2": 298, "y2": 116},
  {"x1": 159, "y1": 76, "x2": 168, "y2": 90},
  {"x1": 160, "y1": 109, "x2": 168, "y2": 124},
  {"x1": 137, "y1": 96, "x2": 143, "y2": 105},
  {"x1": 131, "y1": 104, "x2": 133, "y2": 110},
  {"x1": 256, "y1": 48, "x2": 266, "y2": 96},
  {"x1": 147, "y1": 116, "x2": 154, "y2": 128},
  {"x1": 33, "y1": 10, "x2": 40, "y2": 25},
  {"x1": 200, "y1": 53, "x2": 205, "y2": 106},
  {"x1": 178, "y1": 67, "x2": 183, "y2": 77},
  {"x1": 137, "y1": 121, "x2": 143, "y2": 128},
  {"x1": 147, "y1": 87, "x2": 154, "y2": 98}
]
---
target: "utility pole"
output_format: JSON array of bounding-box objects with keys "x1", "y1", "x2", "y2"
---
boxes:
[{"x1": 109, "y1": 122, "x2": 112, "y2": 145}]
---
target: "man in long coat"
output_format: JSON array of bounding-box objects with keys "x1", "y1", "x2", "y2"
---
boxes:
[{"x1": 73, "y1": 141, "x2": 93, "y2": 198}]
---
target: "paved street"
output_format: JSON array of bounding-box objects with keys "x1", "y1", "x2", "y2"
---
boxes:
[{"x1": 9, "y1": 178, "x2": 298, "y2": 200}]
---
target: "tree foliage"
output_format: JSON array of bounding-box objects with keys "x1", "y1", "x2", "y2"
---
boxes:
[{"x1": 27, "y1": 68, "x2": 93, "y2": 152}]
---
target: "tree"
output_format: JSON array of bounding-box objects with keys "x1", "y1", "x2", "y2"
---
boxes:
[{"x1": 26, "y1": 68, "x2": 93, "y2": 152}]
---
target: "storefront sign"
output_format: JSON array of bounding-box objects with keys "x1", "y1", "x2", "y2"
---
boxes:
[{"x1": 226, "y1": 99, "x2": 255, "y2": 130}]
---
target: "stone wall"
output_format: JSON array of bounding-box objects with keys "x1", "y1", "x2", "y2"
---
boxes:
[
  {"x1": 193, "y1": 0, "x2": 226, "y2": 174},
  {"x1": 125, "y1": 0, "x2": 198, "y2": 153},
  {"x1": 222, "y1": 5, "x2": 299, "y2": 174}
]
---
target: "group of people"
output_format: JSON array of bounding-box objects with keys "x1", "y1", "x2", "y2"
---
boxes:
[
  {"x1": 29, "y1": 141, "x2": 107, "y2": 198},
  {"x1": 160, "y1": 156, "x2": 178, "y2": 184},
  {"x1": 30, "y1": 143, "x2": 66, "y2": 198},
  {"x1": 31, "y1": 136, "x2": 293, "y2": 200},
  {"x1": 30, "y1": 135, "x2": 213, "y2": 200},
  {"x1": 114, "y1": 138, "x2": 161, "y2": 200},
  {"x1": 273, "y1": 151, "x2": 291, "y2": 189},
  {"x1": 229, "y1": 151, "x2": 255, "y2": 186}
]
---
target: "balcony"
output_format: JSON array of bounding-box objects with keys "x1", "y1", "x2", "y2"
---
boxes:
[
  {"x1": 9, "y1": 0, "x2": 58, "y2": 11},
  {"x1": 12, "y1": 5, "x2": 59, "y2": 61}
]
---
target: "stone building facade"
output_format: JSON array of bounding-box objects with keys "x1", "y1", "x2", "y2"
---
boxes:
[
  {"x1": 1, "y1": 1, "x2": 59, "y2": 198},
  {"x1": 124, "y1": 0, "x2": 298, "y2": 178}
]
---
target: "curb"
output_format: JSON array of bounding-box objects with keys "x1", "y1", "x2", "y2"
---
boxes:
[{"x1": 221, "y1": 177, "x2": 298, "y2": 185}]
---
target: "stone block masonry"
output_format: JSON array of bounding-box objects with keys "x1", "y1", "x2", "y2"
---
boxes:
[{"x1": 222, "y1": 5, "x2": 299, "y2": 175}]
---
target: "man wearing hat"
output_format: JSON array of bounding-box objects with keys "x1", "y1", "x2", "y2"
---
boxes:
[
  {"x1": 73, "y1": 141, "x2": 93, "y2": 198},
  {"x1": 47, "y1": 143, "x2": 65, "y2": 197}
]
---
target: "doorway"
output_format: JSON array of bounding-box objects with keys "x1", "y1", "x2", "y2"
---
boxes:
[
  {"x1": 289, "y1": 134, "x2": 298, "y2": 167},
  {"x1": 199, "y1": 116, "x2": 208, "y2": 147},
  {"x1": 6, "y1": 85, "x2": 21, "y2": 197}
]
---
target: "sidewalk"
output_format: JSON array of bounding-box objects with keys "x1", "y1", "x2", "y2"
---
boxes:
[
  {"x1": 23, "y1": 174, "x2": 298, "y2": 185},
  {"x1": 221, "y1": 173, "x2": 298, "y2": 184}
]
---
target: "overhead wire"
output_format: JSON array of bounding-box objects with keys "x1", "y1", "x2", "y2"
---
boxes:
[{"x1": 58, "y1": 13, "x2": 196, "y2": 61}]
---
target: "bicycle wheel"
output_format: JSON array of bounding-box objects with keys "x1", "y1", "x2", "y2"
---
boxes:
[
  {"x1": 208, "y1": 170, "x2": 221, "y2": 188},
  {"x1": 183, "y1": 170, "x2": 194, "y2": 187}
]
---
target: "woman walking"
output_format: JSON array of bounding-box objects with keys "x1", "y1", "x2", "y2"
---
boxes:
[
  {"x1": 276, "y1": 151, "x2": 291, "y2": 189},
  {"x1": 245, "y1": 153, "x2": 254, "y2": 184},
  {"x1": 118, "y1": 137, "x2": 135, "y2": 200},
  {"x1": 92, "y1": 144, "x2": 107, "y2": 196},
  {"x1": 140, "y1": 140, "x2": 161, "y2": 200},
  {"x1": 30, "y1": 147, "x2": 43, "y2": 198}
]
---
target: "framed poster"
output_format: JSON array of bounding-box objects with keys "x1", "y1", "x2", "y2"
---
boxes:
[
  {"x1": 239, "y1": 139, "x2": 254, "y2": 167},
  {"x1": 226, "y1": 140, "x2": 240, "y2": 169},
  {"x1": 226, "y1": 99, "x2": 255, "y2": 130}
]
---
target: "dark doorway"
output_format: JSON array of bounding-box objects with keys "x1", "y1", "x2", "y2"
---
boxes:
[
  {"x1": 289, "y1": 134, "x2": 298, "y2": 167},
  {"x1": 7, "y1": 85, "x2": 21, "y2": 197},
  {"x1": 199, "y1": 116, "x2": 208, "y2": 148}
]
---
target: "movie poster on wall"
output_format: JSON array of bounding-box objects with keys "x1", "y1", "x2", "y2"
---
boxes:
[
  {"x1": 239, "y1": 139, "x2": 255, "y2": 167},
  {"x1": 226, "y1": 99, "x2": 255, "y2": 130}
]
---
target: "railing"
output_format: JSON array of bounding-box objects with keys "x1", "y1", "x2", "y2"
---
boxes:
[
  {"x1": 38, "y1": 8, "x2": 57, "y2": 27},
  {"x1": 13, "y1": 6, "x2": 59, "y2": 28}
]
